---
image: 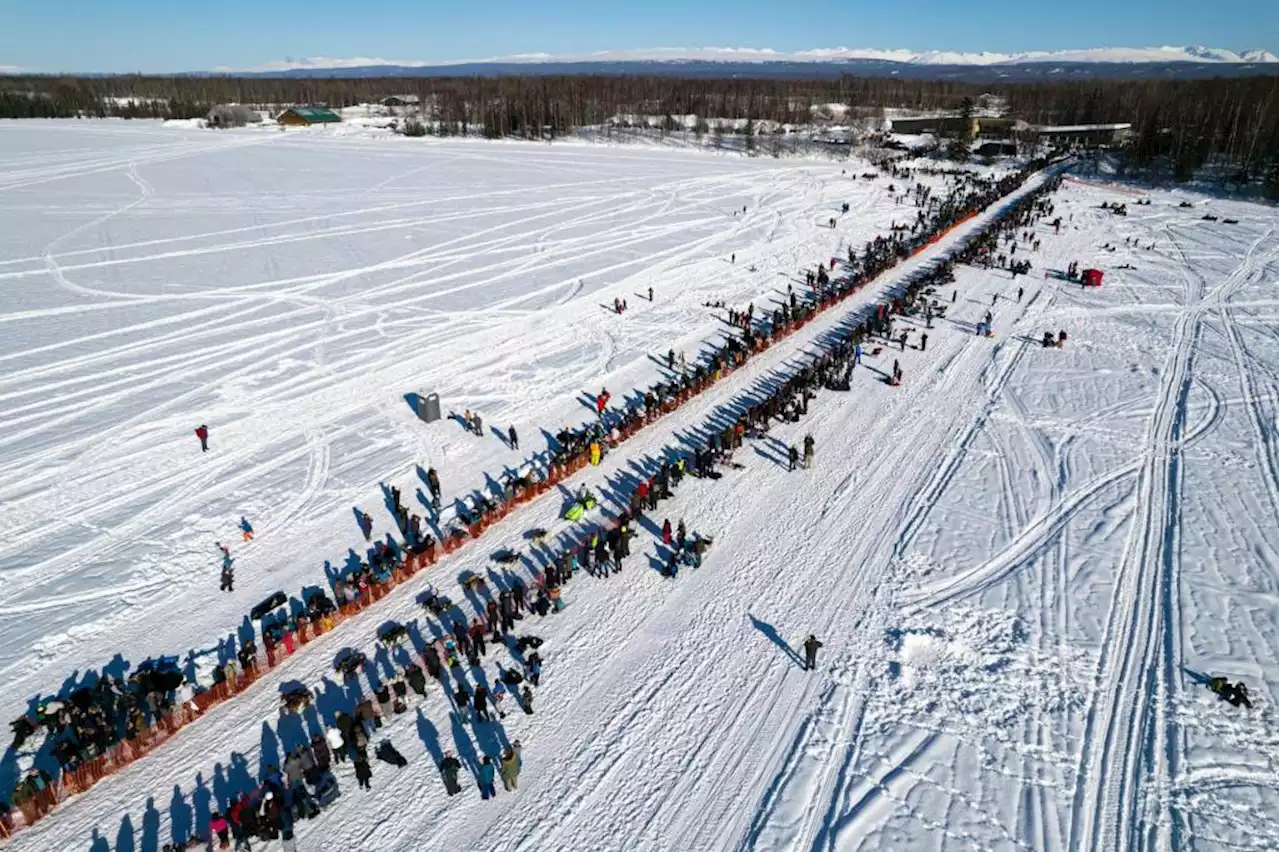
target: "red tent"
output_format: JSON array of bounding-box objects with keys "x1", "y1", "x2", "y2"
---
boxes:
[{"x1": 1082, "y1": 268, "x2": 1104, "y2": 287}]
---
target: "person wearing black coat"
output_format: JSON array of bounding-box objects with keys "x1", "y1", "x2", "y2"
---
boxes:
[
  {"x1": 310, "y1": 733, "x2": 331, "y2": 776},
  {"x1": 423, "y1": 646, "x2": 442, "y2": 681},
  {"x1": 439, "y1": 752, "x2": 463, "y2": 795},
  {"x1": 802, "y1": 635, "x2": 823, "y2": 671},
  {"x1": 354, "y1": 756, "x2": 373, "y2": 790},
  {"x1": 404, "y1": 662, "x2": 427, "y2": 696},
  {"x1": 473, "y1": 685, "x2": 492, "y2": 722}
]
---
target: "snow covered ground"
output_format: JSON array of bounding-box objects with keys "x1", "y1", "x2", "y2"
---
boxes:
[{"x1": 0, "y1": 120, "x2": 1275, "y2": 852}]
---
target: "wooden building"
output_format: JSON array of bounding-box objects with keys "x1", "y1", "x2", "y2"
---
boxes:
[{"x1": 275, "y1": 107, "x2": 342, "y2": 126}]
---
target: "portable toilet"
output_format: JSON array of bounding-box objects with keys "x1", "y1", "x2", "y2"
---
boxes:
[
  {"x1": 1082, "y1": 268, "x2": 1104, "y2": 287},
  {"x1": 418, "y1": 392, "x2": 442, "y2": 423}
]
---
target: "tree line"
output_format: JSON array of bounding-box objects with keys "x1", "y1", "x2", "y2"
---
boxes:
[{"x1": 0, "y1": 72, "x2": 1274, "y2": 191}]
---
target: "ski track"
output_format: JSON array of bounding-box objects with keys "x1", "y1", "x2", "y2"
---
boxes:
[{"x1": 1069, "y1": 211, "x2": 1276, "y2": 852}]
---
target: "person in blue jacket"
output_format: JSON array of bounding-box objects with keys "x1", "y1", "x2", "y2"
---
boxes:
[{"x1": 477, "y1": 756, "x2": 497, "y2": 799}]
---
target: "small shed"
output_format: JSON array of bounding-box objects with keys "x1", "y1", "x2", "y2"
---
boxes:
[
  {"x1": 276, "y1": 106, "x2": 342, "y2": 126},
  {"x1": 381, "y1": 95, "x2": 420, "y2": 108},
  {"x1": 975, "y1": 141, "x2": 1017, "y2": 157},
  {"x1": 1082, "y1": 268, "x2": 1104, "y2": 287},
  {"x1": 207, "y1": 105, "x2": 262, "y2": 128}
]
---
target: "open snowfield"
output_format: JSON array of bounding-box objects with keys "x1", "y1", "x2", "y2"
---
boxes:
[{"x1": 0, "y1": 120, "x2": 1275, "y2": 852}]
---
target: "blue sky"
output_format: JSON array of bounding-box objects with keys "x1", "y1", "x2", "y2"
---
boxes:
[{"x1": 0, "y1": 0, "x2": 1276, "y2": 72}]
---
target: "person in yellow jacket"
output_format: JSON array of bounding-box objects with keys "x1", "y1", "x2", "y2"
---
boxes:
[{"x1": 590, "y1": 442, "x2": 601, "y2": 465}]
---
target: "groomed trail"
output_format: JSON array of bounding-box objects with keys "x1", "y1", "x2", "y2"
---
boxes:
[{"x1": 0, "y1": 123, "x2": 1274, "y2": 852}]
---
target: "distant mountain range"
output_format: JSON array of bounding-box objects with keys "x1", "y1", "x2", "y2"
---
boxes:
[
  {"x1": 209, "y1": 45, "x2": 1279, "y2": 81},
  {"x1": 230, "y1": 46, "x2": 1280, "y2": 74}
]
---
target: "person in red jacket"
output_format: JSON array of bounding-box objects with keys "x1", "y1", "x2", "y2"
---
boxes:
[
  {"x1": 209, "y1": 811, "x2": 230, "y2": 848},
  {"x1": 195, "y1": 424, "x2": 209, "y2": 452}
]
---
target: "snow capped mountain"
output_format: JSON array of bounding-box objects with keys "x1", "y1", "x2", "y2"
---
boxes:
[
  {"x1": 230, "y1": 45, "x2": 1278, "y2": 73},
  {"x1": 1239, "y1": 48, "x2": 1279, "y2": 61}
]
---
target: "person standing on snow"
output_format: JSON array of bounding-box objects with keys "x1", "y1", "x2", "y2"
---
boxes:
[
  {"x1": 508, "y1": 425, "x2": 519, "y2": 450},
  {"x1": 802, "y1": 435, "x2": 815, "y2": 469},
  {"x1": 473, "y1": 684, "x2": 492, "y2": 723},
  {"x1": 478, "y1": 756, "x2": 497, "y2": 799},
  {"x1": 426, "y1": 468, "x2": 442, "y2": 509},
  {"x1": 354, "y1": 754, "x2": 373, "y2": 790},
  {"x1": 240, "y1": 517, "x2": 254, "y2": 542},
  {"x1": 526, "y1": 655, "x2": 542, "y2": 687},
  {"x1": 195, "y1": 424, "x2": 209, "y2": 453},
  {"x1": 920, "y1": 333, "x2": 928, "y2": 352},
  {"x1": 499, "y1": 742, "x2": 523, "y2": 791},
  {"x1": 439, "y1": 751, "x2": 463, "y2": 795},
  {"x1": 803, "y1": 635, "x2": 823, "y2": 671},
  {"x1": 220, "y1": 561, "x2": 235, "y2": 593},
  {"x1": 209, "y1": 813, "x2": 230, "y2": 849},
  {"x1": 788, "y1": 446, "x2": 800, "y2": 472}
]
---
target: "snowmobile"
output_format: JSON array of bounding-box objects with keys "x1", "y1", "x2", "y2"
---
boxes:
[
  {"x1": 304, "y1": 592, "x2": 336, "y2": 618},
  {"x1": 563, "y1": 487, "x2": 597, "y2": 522},
  {"x1": 497, "y1": 666, "x2": 525, "y2": 688},
  {"x1": 377, "y1": 621, "x2": 409, "y2": 647},
  {"x1": 514, "y1": 635, "x2": 544, "y2": 654},
  {"x1": 250, "y1": 591, "x2": 288, "y2": 621},
  {"x1": 376, "y1": 739, "x2": 408, "y2": 767},
  {"x1": 491, "y1": 548, "x2": 521, "y2": 565},
  {"x1": 333, "y1": 648, "x2": 367, "y2": 678},
  {"x1": 10, "y1": 714, "x2": 37, "y2": 750},
  {"x1": 417, "y1": 587, "x2": 453, "y2": 616},
  {"x1": 279, "y1": 682, "x2": 313, "y2": 714},
  {"x1": 1207, "y1": 677, "x2": 1253, "y2": 708},
  {"x1": 131, "y1": 659, "x2": 184, "y2": 695},
  {"x1": 459, "y1": 570, "x2": 487, "y2": 593}
]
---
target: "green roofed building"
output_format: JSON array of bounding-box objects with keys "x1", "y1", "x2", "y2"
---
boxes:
[{"x1": 276, "y1": 106, "x2": 342, "y2": 126}]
